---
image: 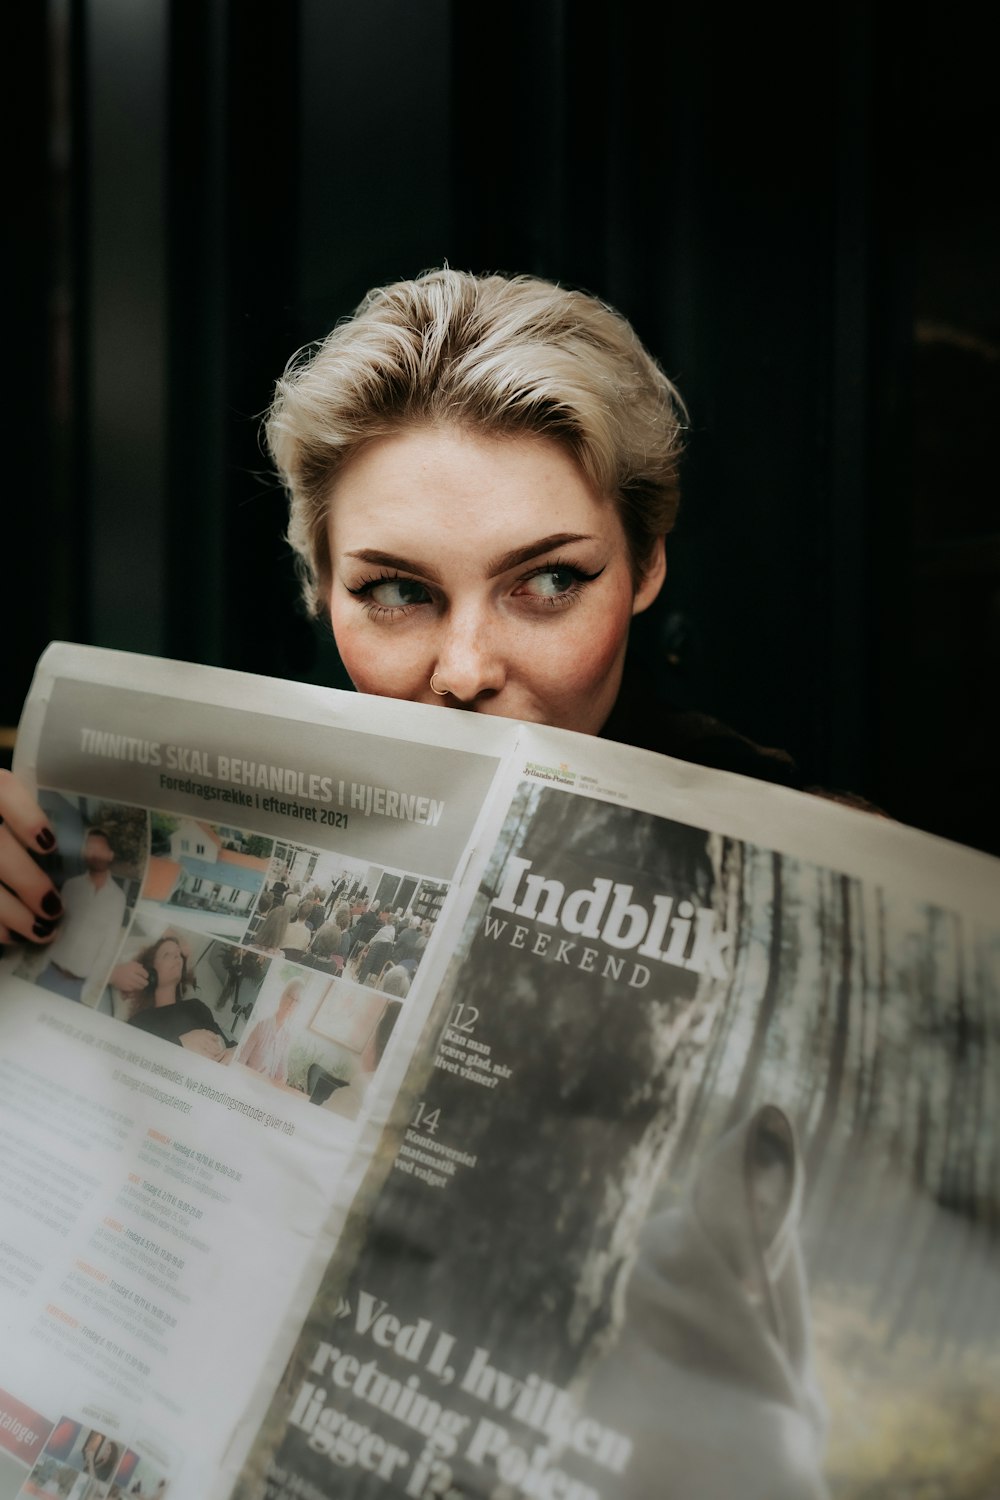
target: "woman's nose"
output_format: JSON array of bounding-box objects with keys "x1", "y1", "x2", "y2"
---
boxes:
[{"x1": 433, "y1": 610, "x2": 507, "y2": 704}]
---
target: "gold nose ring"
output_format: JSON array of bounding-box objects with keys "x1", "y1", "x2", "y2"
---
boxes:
[{"x1": 430, "y1": 673, "x2": 449, "y2": 696}]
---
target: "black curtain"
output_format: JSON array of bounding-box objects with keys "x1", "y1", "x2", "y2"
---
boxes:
[{"x1": 8, "y1": 0, "x2": 999, "y2": 855}]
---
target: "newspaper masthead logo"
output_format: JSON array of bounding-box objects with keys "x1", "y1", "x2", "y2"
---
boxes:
[
  {"x1": 524, "y1": 760, "x2": 577, "y2": 787},
  {"x1": 488, "y1": 855, "x2": 730, "y2": 980}
]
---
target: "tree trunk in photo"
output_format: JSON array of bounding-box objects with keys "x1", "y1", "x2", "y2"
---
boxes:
[
  {"x1": 831, "y1": 888, "x2": 890, "y2": 1289},
  {"x1": 806, "y1": 873, "x2": 853, "y2": 1187},
  {"x1": 806, "y1": 867, "x2": 833, "y2": 1143},
  {"x1": 671, "y1": 837, "x2": 750, "y2": 1176},
  {"x1": 725, "y1": 850, "x2": 784, "y2": 1131}
]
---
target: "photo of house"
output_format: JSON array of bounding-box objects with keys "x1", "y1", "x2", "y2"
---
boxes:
[{"x1": 134, "y1": 816, "x2": 273, "y2": 941}]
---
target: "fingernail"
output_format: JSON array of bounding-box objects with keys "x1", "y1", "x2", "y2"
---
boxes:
[
  {"x1": 41, "y1": 891, "x2": 63, "y2": 918},
  {"x1": 33, "y1": 918, "x2": 56, "y2": 938},
  {"x1": 37, "y1": 828, "x2": 56, "y2": 851}
]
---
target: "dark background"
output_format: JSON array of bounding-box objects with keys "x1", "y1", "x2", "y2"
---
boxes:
[{"x1": 8, "y1": 0, "x2": 999, "y2": 855}]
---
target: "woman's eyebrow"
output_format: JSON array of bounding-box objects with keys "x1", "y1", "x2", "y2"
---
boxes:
[
  {"x1": 486, "y1": 533, "x2": 594, "y2": 577},
  {"x1": 344, "y1": 548, "x2": 442, "y2": 581},
  {"x1": 345, "y1": 533, "x2": 595, "y2": 583}
]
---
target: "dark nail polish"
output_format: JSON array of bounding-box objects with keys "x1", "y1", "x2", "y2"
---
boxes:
[
  {"x1": 41, "y1": 891, "x2": 63, "y2": 917},
  {"x1": 37, "y1": 828, "x2": 56, "y2": 851},
  {"x1": 32, "y1": 918, "x2": 56, "y2": 938}
]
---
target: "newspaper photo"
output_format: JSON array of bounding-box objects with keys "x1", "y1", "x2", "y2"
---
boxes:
[{"x1": 2, "y1": 645, "x2": 999, "y2": 1500}]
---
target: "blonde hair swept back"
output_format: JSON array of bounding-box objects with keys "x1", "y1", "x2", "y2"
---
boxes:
[{"x1": 266, "y1": 267, "x2": 687, "y2": 617}]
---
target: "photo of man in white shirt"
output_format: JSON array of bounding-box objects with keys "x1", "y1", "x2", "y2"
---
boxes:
[{"x1": 37, "y1": 826, "x2": 128, "y2": 1004}]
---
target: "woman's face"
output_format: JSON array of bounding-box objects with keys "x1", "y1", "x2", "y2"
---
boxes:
[
  {"x1": 153, "y1": 940, "x2": 184, "y2": 987},
  {"x1": 326, "y1": 426, "x2": 665, "y2": 735},
  {"x1": 277, "y1": 986, "x2": 300, "y2": 1024}
]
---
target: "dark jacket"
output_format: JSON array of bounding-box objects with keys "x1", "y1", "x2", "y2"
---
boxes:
[{"x1": 601, "y1": 667, "x2": 803, "y2": 788}]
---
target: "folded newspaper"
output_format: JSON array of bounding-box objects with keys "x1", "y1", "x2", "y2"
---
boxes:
[{"x1": 1, "y1": 643, "x2": 997, "y2": 1500}]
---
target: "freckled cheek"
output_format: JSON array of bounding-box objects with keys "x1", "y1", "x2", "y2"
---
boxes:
[
  {"x1": 532, "y1": 607, "x2": 630, "y2": 699},
  {"x1": 331, "y1": 611, "x2": 429, "y2": 696}
]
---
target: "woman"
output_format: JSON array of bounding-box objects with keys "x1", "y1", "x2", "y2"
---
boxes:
[
  {"x1": 236, "y1": 978, "x2": 302, "y2": 1086},
  {"x1": 118, "y1": 934, "x2": 234, "y2": 1061},
  {"x1": 82, "y1": 1430, "x2": 120, "y2": 1488},
  {"x1": 379, "y1": 963, "x2": 411, "y2": 999},
  {"x1": 357, "y1": 910, "x2": 396, "y2": 984},
  {"x1": 309, "y1": 911, "x2": 350, "y2": 963},
  {"x1": 281, "y1": 901, "x2": 314, "y2": 953},
  {"x1": 303, "y1": 896, "x2": 326, "y2": 933},
  {"x1": 0, "y1": 266, "x2": 798, "y2": 939},
  {"x1": 251, "y1": 898, "x2": 290, "y2": 952}
]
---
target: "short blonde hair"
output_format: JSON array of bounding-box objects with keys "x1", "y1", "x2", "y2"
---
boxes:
[{"x1": 266, "y1": 268, "x2": 687, "y2": 616}]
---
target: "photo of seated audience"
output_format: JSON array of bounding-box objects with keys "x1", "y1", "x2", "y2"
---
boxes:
[
  {"x1": 242, "y1": 845, "x2": 445, "y2": 992},
  {"x1": 342, "y1": 897, "x2": 440, "y2": 994},
  {"x1": 16, "y1": 791, "x2": 148, "y2": 1007}
]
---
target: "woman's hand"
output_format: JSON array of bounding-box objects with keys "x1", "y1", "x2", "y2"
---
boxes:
[
  {"x1": 0, "y1": 769, "x2": 63, "y2": 946},
  {"x1": 179, "y1": 1028, "x2": 227, "y2": 1060},
  {"x1": 110, "y1": 959, "x2": 150, "y2": 995}
]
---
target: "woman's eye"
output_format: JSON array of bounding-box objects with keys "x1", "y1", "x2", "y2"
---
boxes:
[
  {"x1": 520, "y1": 566, "x2": 583, "y2": 598},
  {"x1": 364, "y1": 577, "x2": 431, "y2": 609}
]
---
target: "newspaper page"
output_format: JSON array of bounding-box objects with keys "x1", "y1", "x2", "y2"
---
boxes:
[
  {"x1": 230, "y1": 723, "x2": 1000, "y2": 1500},
  {"x1": 0, "y1": 644, "x2": 514, "y2": 1500}
]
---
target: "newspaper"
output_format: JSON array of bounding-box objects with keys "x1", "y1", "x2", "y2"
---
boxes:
[{"x1": 1, "y1": 643, "x2": 997, "y2": 1500}]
